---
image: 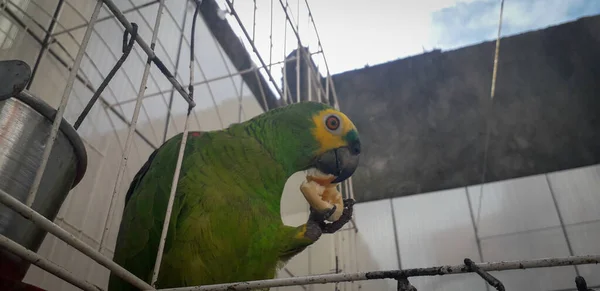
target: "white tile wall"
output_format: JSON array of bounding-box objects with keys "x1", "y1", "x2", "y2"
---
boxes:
[
  {"x1": 481, "y1": 228, "x2": 577, "y2": 290},
  {"x1": 547, "y1": 164, "x2": 600, "y2": 225},
  {"x1": 392, "y1": 188, "x2": 485, "y2": 291},
  {"x1": 353, "y1": 199, "x2": 398, "y2": 291},
  {"x1": 565, "y1": 221, "x2": 600, "y2": 287},
  {"x1": 467, "y1": 174, "x2": 561, "y2": 238}
]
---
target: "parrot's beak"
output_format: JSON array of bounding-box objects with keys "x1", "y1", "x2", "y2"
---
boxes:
[{"x1": 313, "y1": 141, "x2": 361, "y2": 183}]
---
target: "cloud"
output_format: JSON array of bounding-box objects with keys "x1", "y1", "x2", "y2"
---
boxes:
[
  {"x1": 430, "y1": 0, "x2": 600, "y2": 50},
  {"x1": 221, "y1": 0, "x2": 600, "y2": 76}
]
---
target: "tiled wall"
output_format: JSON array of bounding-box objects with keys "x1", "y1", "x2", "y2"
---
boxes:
[
  {"x1": 326, "y1": 164, "x2": 600, "y2": 291},
  {"x1": 273, "y1": 164, "x2": 600, "y2": 291}
]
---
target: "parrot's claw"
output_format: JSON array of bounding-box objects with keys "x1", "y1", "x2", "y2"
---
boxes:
[
  {"x1": 308, "y1": 204, "x2": 337, "y2": 223},
  {"x1": 314, "y1": 198, "x2": 355, "y2": 234}
]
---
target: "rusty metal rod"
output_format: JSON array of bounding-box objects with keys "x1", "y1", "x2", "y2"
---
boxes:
[
  {"x1": 0, "y1": 189, "x2": 154, "y2": 290},
  {"x1": 464, "y1": 258, "x2": 505, "y2": 291},
  {"x1": 99, "y1": 0, "x2": 195, "y2": 107},
  {"x1": 24, "y1": 0, "x2": 102, "y2": 207},
  {"x1": 157, "y1": 255, "x2": 600, "y2": 291},
  {"x1": 0, "y1": 234, "x2": 103, "y2": 291},
  {"x1": 224, "y1": 0, "x2": 283, "y2": 99}
]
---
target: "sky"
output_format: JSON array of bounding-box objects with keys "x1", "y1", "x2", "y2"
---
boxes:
[
  {"x1": 307, "y1": 0, "x2": 600, "y2": 74},
  {"x1": 218, "y1": 0, "x2": 600, "y2": 96}
]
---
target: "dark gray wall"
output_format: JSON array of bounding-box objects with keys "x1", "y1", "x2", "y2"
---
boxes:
[{"x1": 332, "y1": 15, "x2": 600, "y2": 202}]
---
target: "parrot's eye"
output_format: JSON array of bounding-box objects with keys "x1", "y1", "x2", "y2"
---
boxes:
[
  {"x1": 326, "y1": 116, "x2": 340, "y2": 130},
  {"x1": 324, "y1": 114, "x2": 342, "y2": 135}
]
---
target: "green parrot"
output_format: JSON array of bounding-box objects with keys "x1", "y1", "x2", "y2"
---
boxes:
[{"x1": 107, "y1": 101, "x2": 361, "y2": 290}]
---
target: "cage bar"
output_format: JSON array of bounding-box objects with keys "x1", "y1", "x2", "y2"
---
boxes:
[
  {"x1": 156, "y1": 255, "x2": 600, "y2": 291},
  {"x1": 97, "y1": 0, "x2": 171, "y2": 255},
  {"x1": 23, "y1": 0, "x2": 102, "y2": 208},
  {"x1": 99, "y1": 0, "x2": 195, "y2": 107},
  {"x1": 0, "y1": 235, "x2": 102, "y2": 291},
  {"x1": 224, "y1": 0, "x2": 284, "y2": 99},
  {"x1": 150, "y1": 0, "x2": 201, "y2": 285},
  {"x1": 0, "y1": 189, "x2": 153, "y2": 290}
]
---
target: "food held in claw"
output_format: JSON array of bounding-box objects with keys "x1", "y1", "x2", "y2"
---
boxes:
[{"x1": 301, "y1": 168, "x2": 344, "y2": 222}]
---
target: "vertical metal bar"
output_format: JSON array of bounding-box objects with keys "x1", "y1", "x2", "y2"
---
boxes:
[
  {"x1": 252, "y1": 0, "x2": 257, "y2": 42},
  {"x1": 98, "y1": 0, "x2": 169, "y2": 252},
  {"x1": 307, "y1": 54, "x2": 312, "y2": 102},
  {"x1": 150, "y1": 0, "x2": 200, "y2": 285},
  {"x1": 151, "y1": 109, "x2": 192, "y2": 286},
  {"x1": 163, "y1": 0, "x2": 190, "y2": 143},
  {"x1": 25, "y1": 0, "x2": 102, "y2": 207},
  {"x1": 282, "y1": 2, "x2": 288, "y2": 103},
  {"x1": 475, "y1": 0, "x2": 505, "y2": 229},
  {"x1": 302, "y1": 0, "x2": 343, "y2": 110},
  {"x1": 268, "y1": 0, "x2": 274, "y2": 73},
  {"x1": 546, "y1": 174, "x2": 580, "y2": 276},
  {"x1": 330, "y1": 76, "x2": 340, "y2": 110},
  {"x1": 315, "y1": 64, "x2": 321, "y2": 103},
  {"x1": 160, "y1": 5, "x2": 226, "y2": 129},
  {"x1": 295, "y1": 0, "x2": 300, "y2": 103},
  {"x1": 303, "y1": 0, "x2": 333, "y2": 85},
  {"x1": 253, "y1": 69, "x2": 270, "y2": 108},
  {"x1": 224, "y1": 0, "x2": 283, "y2": 98},
  {"x1": 325, "y1": 73, "x2": 330, "y2": 106},
  {"x1": 237, "y1": 76, "x2": 245, "y2": 122},
  {"x1": 389, "y1": 198, "x2": 402, "y2": 270},
  {"x1": 465, "y1": 186, "x2": 487, "y2": 291},
  {"x1": 489, "y1": 0, "x2": 504, "y2": 101},
  {"x1": 27, "y1": 0, "x2": 65, "y2": 89}
]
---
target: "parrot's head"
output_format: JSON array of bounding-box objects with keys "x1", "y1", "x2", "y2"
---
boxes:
[
  {"x1": 304, "y1": 104, "x2": 361, "y2": 185},
  {"x1": 244, "y1": 101, "x2": 361, "y2": 185}
]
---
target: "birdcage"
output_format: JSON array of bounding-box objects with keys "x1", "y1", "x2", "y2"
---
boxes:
[{"x1": 0, "y1": 0, "x2": 599, "y2": 291}]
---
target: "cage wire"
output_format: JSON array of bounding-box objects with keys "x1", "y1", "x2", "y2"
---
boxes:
[{"x1": 0, "y1": 0, "x2": 598, "y2": 291}]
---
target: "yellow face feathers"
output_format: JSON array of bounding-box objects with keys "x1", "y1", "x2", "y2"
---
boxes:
[{"x1": 311, "y1": 108, "x2": 357, "y2": 155}]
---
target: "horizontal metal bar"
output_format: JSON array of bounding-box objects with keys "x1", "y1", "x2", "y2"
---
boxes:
[
  {"x1": 0, "y1": 3, "x2": 159, "y2": 150},
  {"x1": 0, "y1": 234, "x2": 103, "y2": 291},
  {"x1": 99, "y1": 0, "x2": 195, "y2": 108},
  {"x1": 108, "y1": 64, "x2": 283, "y2": 108},
  {"x1": 108, "y1": 49, "x2": 323, "y2": 109},
  {"x1": 157, "y1": 255, "x2": 600, "y2": 290},
  {"x1": 0, "y1": 189, "x2": 155, "y2": 290}
]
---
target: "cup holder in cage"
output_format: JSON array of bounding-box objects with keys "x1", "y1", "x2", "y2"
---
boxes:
[{"x1": 0, "y1": 59, "x2": 88, "y2": 282}]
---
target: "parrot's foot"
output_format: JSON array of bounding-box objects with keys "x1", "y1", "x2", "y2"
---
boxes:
[
  {"x1": 308, "y1": 204, "x2": 337, "y2": 223},
  {"x1": 309, "y1": 198, "x2": 355, "y2": 234}
]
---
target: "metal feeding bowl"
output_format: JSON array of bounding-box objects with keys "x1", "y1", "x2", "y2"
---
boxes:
[{"x1": 0, "y1": 89, "x2": 87, "y2": 281}]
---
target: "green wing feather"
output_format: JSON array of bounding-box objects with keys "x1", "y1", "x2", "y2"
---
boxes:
[
  {"x1": 108, "y1": 103, "x2": 333, "y2": 291},
  {"x1": 109, "y1": 129, "x2": 293, "y2": 290}
]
